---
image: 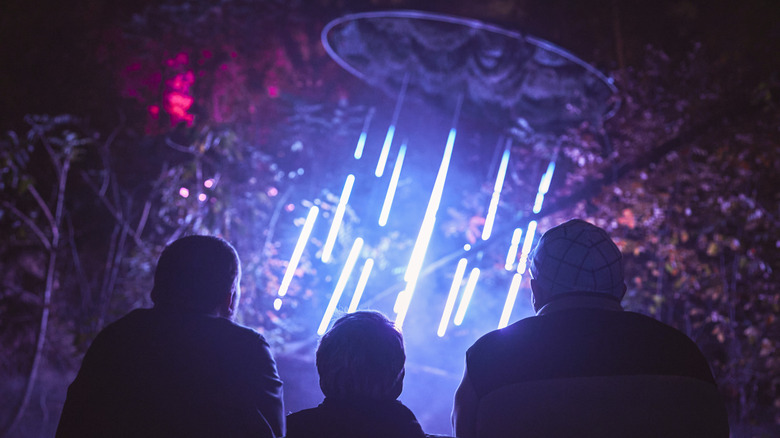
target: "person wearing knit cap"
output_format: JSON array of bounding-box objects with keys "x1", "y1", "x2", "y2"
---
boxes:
[{"x1": 452, "y1": 219, "x2": 728, "y2": 438}]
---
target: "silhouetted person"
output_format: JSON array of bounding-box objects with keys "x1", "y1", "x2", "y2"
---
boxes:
[
  {"x1": 452, "y1": 219, "x2": 728, "y2": 438},
  {"x1": 286, "y1": 311, "x2": 426, "y2": 438},
  {"x1": 56, "y1": 235, "x2": 285, "y2": 437}
]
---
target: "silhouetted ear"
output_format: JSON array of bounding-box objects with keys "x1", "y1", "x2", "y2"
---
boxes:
[
  {"x1": 530, "y1": 279, "x2": 548, "y2": 314},
  {"x1": 217, "y1": 291, "x2": 236, "y2": 319}
]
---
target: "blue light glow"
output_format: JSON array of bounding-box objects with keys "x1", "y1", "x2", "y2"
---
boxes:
[
  {"x1": 278, "y1": 206, "x2": 319, "y2": 297},
  {"x1": 498, "y1": 273, "x2": 523, "y2": 328},
  {"x1": 538, "y1": 161, "x2": 556, "y2": 194},
  {"x1": 453, "y1": 267, "x2": 480, "y2": 326},
  {"x1": 517, "y1": 220, "x2": 538, "y2": 274},
  {"x1": 353, "y1": 108, "x2": 375, "y2": 159},
  {"x1": 378, "y1": 142, "x2": 407, "y2": 226},
  {"x1": 504, "y1": 228, "x2": 523, "y2": 270},
  {"x1": 482, "y1": 143, "x2": 511, "y2": 240},
  {"x1": 532, "y1": 192, "x2": 545, "y2": 214},
  {"x1": 375, "y1": 126, "x2": 396, "y2": 177},
  {"x1": 348, "y1": 258, "x2": 374, "y2": 313},
  {"x1": 318, "y1": 237, "x2": 364, "y2": 335},
  {"x1": 321, "y1": 174, "x2": 355, "y2": 263},
  {"x1": 396, "y1": 128, "x2": 457, "y2": 328},
  {"x1": 437, "y1": 258, "x2": 468, "y2": 337}
]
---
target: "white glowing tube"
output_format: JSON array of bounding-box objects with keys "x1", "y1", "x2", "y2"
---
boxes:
[
  {"x1": 532, "y1": 192, "x2": 545, "y2": 214},
  {"x1": 396, "y1": 95, "x2": 462, "y2": 328},
  {"x1": 278, "y1": 206, "x2": 319, "y2": 297},
  {"x1": 378, "y1": 142, "x2": 407, "y2": 226},
  {"x1": 348, "y1": 258, "x2": 374, "y2": 313},
  {"x1": 437, "y1": 258, "x2": 469, "y2": 337},
  {"x1": 517, "y1": 220, "x2": 538, "y2": 274},
  {"x1": 395, "y1": 129, "x2": 455, "y2": 327},
  {"x1": 375, "y1": 74, "x2": 409, "y2": 177},
  {"x1": 538, "y1": 161, "x2": 556, "y2": 194},
  {"x1": 454, "y1": 268, "x2": 480, "y2": 326},
  {"x1": 533, "y1": 161, "x2": 556, "y2": 214},
  {"x1": 482, "y1": 145, "x2": 511, "y2": 240},
  {"x1": 354, "y1": 132, "x2": 368, "y2": 160},
  {"x1": 375, "y1": 126, "x2": 396, "y2": 177},
  {"x1": 318, "y1": 238, "x2": 364, "y2": 335},
  {"x1": 321, "y1": 175, "x2": 355, "y2": 263},
  {"x1": 504, "y1": 228, "x2": 523, "y2": 270},
  {"x1": 354, "y1": 109, "x2": 375, "y2": 159},
  {"x1": 499, "y1": 273, "x2": 523, "y2": 328}
]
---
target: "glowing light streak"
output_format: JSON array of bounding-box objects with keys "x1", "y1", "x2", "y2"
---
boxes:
[
  {"x1": 482, "y1": 142, "x2": 511, "y2": 240},
  {"x1": 454, "y1": 268, "x2": 480, "y2": 326},
  {"x1": 273, "y1": 298, "x2": 282, "y2": 311},
  {"x1": 348, "y1": 258, "x2": 374, "y2": 313},
  {"x1": 498, "y1": 273, "x2": 523, "y2": 328},
  {"x1": 437, "y1": 258, "x2": 468, "y2": 337},
  {"x1": 532, "y1": 192, "x2": 545, "y2": 214},
  {"x1": 375, "y1": 73, "x2": 409, "y2": 177},
  {"x1": 517, "y1": 220, "x2": 538, "y2": 274},
  {"x1": 504, "y1": 228, "x2": 523, "y2": 270},
  {"x1": 318, "y1": 238, "x2": 364, "y2": 335},
  {"x1": 378, "y1": 142, "x2": 407, "y2": 226},
  {"x1": 539, "y1": 161, "x2": 556, "y2": 194},
  {"x1": 396, "y1": 96, "x2": 462, "y2": 328},
  {"x1": 321, "y1": 174, "x2": 355, "y2": 263},
  {"x1": 354, "y1": 108, "x2": 375, "y2": 159},
  {"x1": 278, "y1": 206, "x2": 319, "y2": 297},
  {"x1": 532, "y1": 161, "x2": 556, "y2": 214}
]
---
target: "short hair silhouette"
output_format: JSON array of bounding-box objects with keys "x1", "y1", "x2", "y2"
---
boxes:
[
  {"x1": 150, "y1": 235, "x2": 240, "y2": 313},
  {"x1": 316, "y1": 311, "x2": 405, "y2": 401}
]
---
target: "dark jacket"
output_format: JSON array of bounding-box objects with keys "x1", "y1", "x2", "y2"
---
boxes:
[
  {"x1": 286, "y1": 398, "x2": 426, "y2": 438},
  {"x1": 56, "y1": 307, "x2": 285, "y2": 437}
]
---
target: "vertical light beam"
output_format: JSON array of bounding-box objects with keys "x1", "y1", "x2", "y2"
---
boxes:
[
  {"x1": 499, "y1": 273, "x2": 523, "y2": 328},
  {"x1": 453, "y1": 268, "x2": 480, "y2": 326},
  {"x1": 318, "y1": 237, "x2": 364, "y2": 335},
  {"x1": 437, "y1": 258, "x2": 469, "y2": 337},
  {"x1": 278, "y1": 206, "x2": 319, "y2": 297},
  {"x1": 378, "y1": 142, "x2": 407, "y2": 226},
  {"x1": 517, "y1": 220, "x2": 538, "y2": 274},
  {"x1": 375, "y1": 73, "x2": 409, "y2": 177},
  {"x1": 353, "y1": 108, "x2": 375, "y2": 159},
  {"x1": 504, "y1": 228, "x2": 523, "y2": 270},
  {"x1": 533, "y1": 161, "x2": 556, "y2": 214},
  {"x1": 395, "y1": 96, "x2": 463, "y2": 328},
  {"x1": 321, "y1": 174, "x2": 355, "y2": 263},
  {"x1": 482, "y1": 139, "x2": 512, "y2": 240},
  {"x1": 348, "y1": 258, "x2": 374, "y2": 313}
]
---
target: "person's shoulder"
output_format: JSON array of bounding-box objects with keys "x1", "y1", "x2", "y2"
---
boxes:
[
  {"x1": 469, "y1": 315, "x2": 540, "y2": 353},
  {"x1": 212, "y1": 317, "x2": 272, "y2": 347}
]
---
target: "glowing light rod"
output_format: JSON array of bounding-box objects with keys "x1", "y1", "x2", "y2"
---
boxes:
[
  {"x1": 517, "y1": 220, "x2": 538, "y2": 274},
  {"x1": 321, "y1": 174, "x2": 355, "y2": 263},
  {"x1": 437, "y1": 258, "x2": 468, "y2": 337},
  {"x1": 533, "y1": 161, "x2": 556, "y2": 214},
  {"x1": 318, "y1": 237, "x2": 364, "y2": 335},
  {"x1": 454, "y1": 267, "x2": 480, "y2": 326},
  {"x1": 482, "y1": 139, "x2": 512, "y2": 240},
  {"x1": 278, "y1": 206, "x2": 319, "y2": 298},
  {"x1": 395, "y1": 96, "x2": 463, "y2": 327},
  {"x1": 348, "y1": 258, "x2": 374, "y2": 313},
  {"x1": 504, "y1": 228, "x2": 523, "y2": 270},
  {"x1": 498, "y1": 273, "x2": 523, "y2": 328},
  {"x1": 378, "y1": 142, "x2": 407, "y2": 226},
  {"x1": 354, "y1": 108, "x2": 375, "y2": 159},
  {"x1": 375, "y1": 73, "x2": 409, "y2": 177}
]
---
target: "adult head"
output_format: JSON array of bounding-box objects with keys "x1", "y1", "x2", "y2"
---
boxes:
[
  {"x1": 151, "y1": 235, "x2": 241, "y2": 318},
  {"x1": 529, "y1": 219, "x2": 626, "y2": 313},
  {"x1": 316, "y1": 310, "x2": 405, "y2": 401}
]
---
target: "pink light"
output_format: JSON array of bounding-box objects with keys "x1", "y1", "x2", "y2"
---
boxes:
[
  {"x1": 267, "y1": 187, "x2": 279, "y2": 197},
  {"x1": 198, "y1": 193, "x2": 207, "y2": 202},
  {"x1": 268, "y1": 86, "x2": 279, "y2": 98},
  {"x1": 178, "y1": 187, "x2": 190, "y2": 198},
  {"x1": 204, "y1": 179, "x2": 215, "y2": 188},
  {"x1": 285, "y1": 203, "x2": 295, "y2": 212}
]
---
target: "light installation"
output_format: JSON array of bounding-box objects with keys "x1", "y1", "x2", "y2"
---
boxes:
[{"x1": 273, "y1": 10, "x2": 617, "y2": 337}]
